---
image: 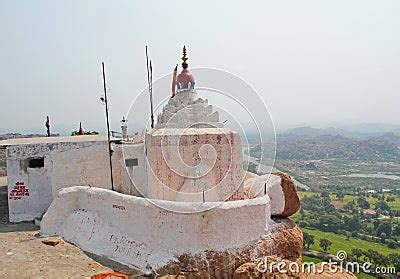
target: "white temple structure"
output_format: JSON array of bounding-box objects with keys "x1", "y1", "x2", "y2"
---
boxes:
[
  {"x1": 146, "y1": 46, "x2": 245, "y2": 202},
  {"x1": 0, "y1": 47, "x2": 302, "y2": 276}
]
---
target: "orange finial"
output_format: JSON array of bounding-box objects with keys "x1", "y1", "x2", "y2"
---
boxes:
[{"x1": 171, "y1": 64, "x2": 178, "y2": 97}]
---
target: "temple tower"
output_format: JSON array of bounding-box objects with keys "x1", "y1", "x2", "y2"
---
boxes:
[{"x1": 145, "y1": 47, "x2": 245, "y2": 202}]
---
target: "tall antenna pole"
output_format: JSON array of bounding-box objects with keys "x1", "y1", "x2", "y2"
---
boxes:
[
  {"x1": 145, "y1": 46, "x2": 154, "y2": 129},
  {"x1": 150, "y1": 60, "x2": 154, "y2": 129},
  {"x1": 102, "y1": 62, "x2": 114, "y2": 191}
]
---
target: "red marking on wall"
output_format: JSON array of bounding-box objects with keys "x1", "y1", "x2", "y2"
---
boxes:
[
  {"x1": 9, "y1": 182, "x2": 29, "y2": 200},
  {"x1": 112, "y1": 204, "x2": 126, "y2": 210},
  {"x1": 159, "y1": 210, "x2": 172, "y2": 217}
]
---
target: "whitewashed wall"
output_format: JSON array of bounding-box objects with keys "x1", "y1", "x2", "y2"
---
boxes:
[
  {"x1": 6, "y1": 140, "x2": 146, "y2": 222},
  {"x1": 6, "y1": 158, "x2": 53, "y2": 222},
  {"x1": 41, "y1": 186, "x2": 271, "y2": 273}
]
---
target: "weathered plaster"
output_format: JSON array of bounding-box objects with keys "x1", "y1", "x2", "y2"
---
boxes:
[
  {"x1": 41, "y1": 186, "x2": 272, "y2": 273},
  {"x1": 145, "y1": 128, "x2": 245, "y2": 202}
]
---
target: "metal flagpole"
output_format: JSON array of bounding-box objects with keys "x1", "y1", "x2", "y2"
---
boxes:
[
  {"x1": 102, "y1": 62, "x2": 114, "y2": 191},
  {"x1": 145, "y1": 46, "x2": 154, "y2": 129}
]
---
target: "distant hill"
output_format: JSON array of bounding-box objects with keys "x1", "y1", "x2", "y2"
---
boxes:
[
  {"x1": 341, "y1": 123, "x2": 400, "y2": 135},
  {"x1": 248, "y1": 128, "x2": 400, "y2": 162},
  {"x1": 373, "y1": 132, "x2": 400, "y2": 144},
  {"x1": 282, "y1": 126, "x2": 348, "y2": 138},
  {"x1": 280, "y1": 124, "x2": 400, "y2": 140}
]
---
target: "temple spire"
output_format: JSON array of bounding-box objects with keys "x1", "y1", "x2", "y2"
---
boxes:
[
  {"x1": 176, "y1": 46, "x2": 195, "y2": 91},
  {"x1": 181, "y1": 45, "x2": 188, "y2": 69}
]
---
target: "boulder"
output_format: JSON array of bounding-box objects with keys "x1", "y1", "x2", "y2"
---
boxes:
[
  {"x1": 157, "y1": 219, "x2": 303, "y2": 277},
  {"x1": 243, "y1": 172, "x2": 300, "y2": 218},
  {"x1": 272, "y1": 172, "x2": 300, "y2": 218}
]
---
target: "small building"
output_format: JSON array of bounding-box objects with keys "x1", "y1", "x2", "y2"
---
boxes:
[
  {"x1": 0, "y1": 135, "x2": 145, "y2": 222},
  {"x1": 364, "y1": 209, "x2": 377, "y2": 215}
]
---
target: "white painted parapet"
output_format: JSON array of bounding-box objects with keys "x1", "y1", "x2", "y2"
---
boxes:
[{"x1": 41, "y1": 186, "x2": 271, "y2": 273}]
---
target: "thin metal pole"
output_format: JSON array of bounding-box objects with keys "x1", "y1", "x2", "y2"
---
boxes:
[
  {"x1": 145, "y1": 46, "x2": 154, "y2": 129},
  {"x1": 102, "y1": 62, "x2": 114, "y2": 191},
  {"x1": 149, "y1": 60, "x2": 154, "y2": 129}
]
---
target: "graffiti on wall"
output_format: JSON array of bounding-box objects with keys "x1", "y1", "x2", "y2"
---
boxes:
[
  {"x1": 9, "y1": 181, "x2": 30, "y2": 200},
  {"x1": 109, "y1": 234, "x2": 147, "y2": 259}
]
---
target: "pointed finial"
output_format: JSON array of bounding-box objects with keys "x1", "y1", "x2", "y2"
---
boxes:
[
  {"x1": 182, "y1": 45, "x2": 188, "y2": 69},
  {"x1": 78, "y1": 122, "x2": 84, "y2": 135}
]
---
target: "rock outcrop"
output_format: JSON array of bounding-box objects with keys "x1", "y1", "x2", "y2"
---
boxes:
[{"x1": 157, "y1": 219, "x2": 303, "y2": 277}]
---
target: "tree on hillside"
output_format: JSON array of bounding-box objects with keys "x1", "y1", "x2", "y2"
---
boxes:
[
  {"x1": 376, "y1": 200, "x2": 391, "y2": 212},
  {"x1": 345, "y1": 216, "x2": 361, "y2": 232},
  {"x1": 364, "y1": 250, "x2": 386, "y2": 266},
  {"x1": 321, "y1": 191, "x2": 330, "y2": 198},
  {"x1": 393, "y1": 224, "x2": 400, "y2": 236},
  {"x1": 317, "y1": 214, "x2": 343, "y2": 233},
  {"x1": 344, "y1": 200, "x2": 355, "y2": 211},
  {"x1": 387, "y1": 239, "x2": 398, "y2": 249},
  {"x1": 351, "y1": 248, "x2": 363, "y2": 261},
  {"x1": 303, "y1": 232, "x2": 315, "y2": 249},
  {"x1": 319, "y1": 238, "x2": 332, "y2": 252},
  {"x1": 376, "y1": 222, "x2": 392, "y2": 237},
  {"x1": 380, "y1": 232, "x2": 387, "y2": 243},
  {"x1": 373, "y1": 220, "x2": 381, "y2": 230},
  {"x1": 387, "y1": 253, "x2": 400, "y2": 271},
  {"x1": 336, "y1": 192, "x2": 345, "y2": 201},
  {"x1": 387, "y1": 196, "x2": 395, "y2": 202},
  {"x1": 299, "y1": 208, "x2": 305, "y2": 218},
  {"x1": 357, "y1": 196, "x2": 370, "y2": 209}
]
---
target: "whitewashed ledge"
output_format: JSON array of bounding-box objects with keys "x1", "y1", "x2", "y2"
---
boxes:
[{"x1": 40, "y1": 186, "x2": 274, "y2": 273}]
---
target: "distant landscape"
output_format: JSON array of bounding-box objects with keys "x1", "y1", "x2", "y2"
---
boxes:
[
  {"x1": 248, "y1": 123, "x2": 400, "y2": 278},
  {"x1": 249, "y1": 124, "x2": 400, "y2": 192}
]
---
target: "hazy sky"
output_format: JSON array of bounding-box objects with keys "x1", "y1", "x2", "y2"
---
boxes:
[{"x1": 1, "y1": 1, "x2": 399, "y2": 134}]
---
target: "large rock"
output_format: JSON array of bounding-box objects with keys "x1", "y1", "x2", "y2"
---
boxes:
[
  {"x1": 157, "y1": 219, "x2": 303, "y2": 277},
  {"x1": 272, "y1": 172, "x2": 300, "y2": 218},
  {"x1": 243, "y1": 172, "x2": 300, "y2": 218}
]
